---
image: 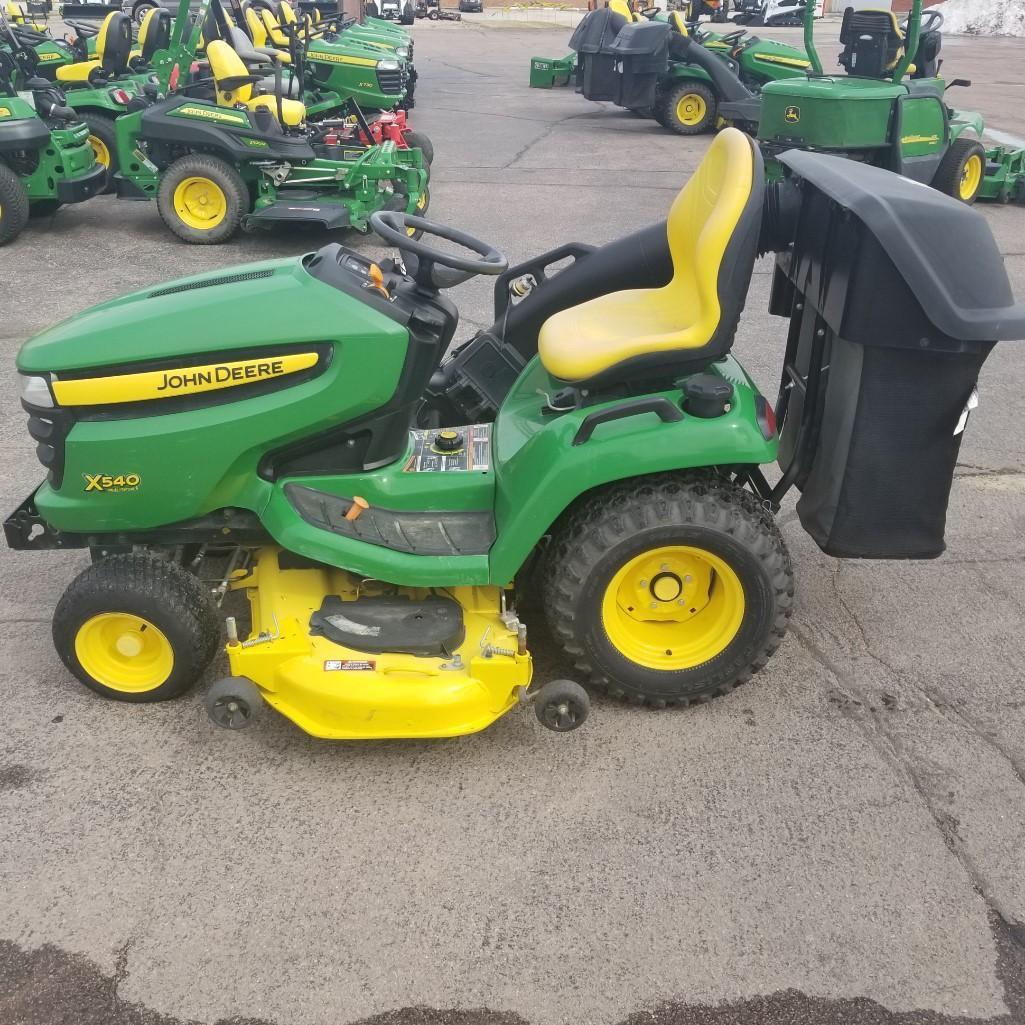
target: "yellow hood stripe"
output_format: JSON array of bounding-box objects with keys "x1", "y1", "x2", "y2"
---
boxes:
[{"x1": 53, "y1": 353, "x2": 319, "y2": 406}]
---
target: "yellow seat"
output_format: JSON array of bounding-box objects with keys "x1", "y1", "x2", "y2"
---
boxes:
[
  {"x1": 206, "y1": 39, "x2": 306, "y2": 127},
  {"x1": 6, "y1": 1, "x2": 47, "y2": 31},
  {"x1": 56, "y1": 11, "x2": 131, "y2": 83},
  {"x1": 259, "y1": 6, "x2": 290, "y2": 47},
  {"x1": 607, "y1": 0, "x2": 635, "y2": 22},
  {"x1": 245, "y1": 6, "x2": 292, "y2": 61},
  {"x1": 669, "y1": 11, "x2": 689, "y2": 36},
  {"x1": 538, "y1": 128, "x2": 762, "y2": 384}
]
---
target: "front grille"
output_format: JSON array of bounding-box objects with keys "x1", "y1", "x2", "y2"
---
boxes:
[
  {"x1": 149, "y1": 269, "x2": 275, "y2": 299},
  {"x1": 377, "y1": 68, "x2": 404, "y2": 95}
]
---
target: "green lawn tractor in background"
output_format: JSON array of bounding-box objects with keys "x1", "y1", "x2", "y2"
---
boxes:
[
  {"x1": 7, "y1": 130, "x2": 1024, "y2": 741},
  {"x1": 0, "y1": 21, "x2": 104, "y2": 243},
  {"x1": 611, "y1": 12, "x2": 809, "y2": 132},
  {"x1": 723, "y1": 0, "x2": 1025, "y2": 204},
  {"x1": 105, "y1": 0, "x2": 426, "y2": 244}
]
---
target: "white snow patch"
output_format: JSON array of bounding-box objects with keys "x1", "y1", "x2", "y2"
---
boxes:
[{"x1": 934, "y1": 0, "x2": 1025, "y2": 36}]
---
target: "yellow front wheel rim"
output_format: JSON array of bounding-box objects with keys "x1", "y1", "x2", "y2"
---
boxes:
[
  {"x1": 88, "y1": 134, "x2": 111, "y2": 168},
  {"x1": 601, "y1": 545, "x2": 745, "y2": 671},
  {"x1": 74, "y1": 613, "x2": 175, "y2": 693},
  {"x1": 172, "y1": 176, "x2": 227, "y2": 230},
  {"x1": 676, "y1": 92, "x2": 707, "y2": 127},
  {"x1": 959, "y1": 153, "x2": 983, "y2": 201}
]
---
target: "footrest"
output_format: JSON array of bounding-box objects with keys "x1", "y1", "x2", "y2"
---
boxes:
[
  {"x1": 244, "y1": 198, "x2": 351, "y2": 230},
  {"x1": 310, "y1": 594, "x2": 465, "y2": 656},
  {"x1": 284, "y1": 483, "x2": 496, "y2": 556}
]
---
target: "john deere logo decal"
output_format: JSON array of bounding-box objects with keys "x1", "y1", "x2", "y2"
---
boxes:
[
  {"x1": 84, "y1": 473, "x2": 141, "y2": 493},
  {"x1": 173, "y1": 105, "x2": 248, "y2": 125},
  {"x1": 0, "y1": 107, "x2": 10, "y2": 118},
  {"x1": 52, "y1": 353, "x2": 319, "y2": 406},
  {"x1": 784, "y1": 106, "x2": 801, "y2": 124}
]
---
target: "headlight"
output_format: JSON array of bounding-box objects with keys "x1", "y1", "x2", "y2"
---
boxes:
[
  {"x1": 378, "y1": 59, "x2": 400, "y2": 71},
  {"x1": 396, "y1": 46, "x2": 409, "y2": 58},
  {"x1": 21, "y1": 375, "x2": 55, "y2": 409}
]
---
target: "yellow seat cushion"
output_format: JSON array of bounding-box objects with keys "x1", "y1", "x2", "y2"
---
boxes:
[
  {"x1": 260, "y1": 8, "x2": 290, "y2": 47},
  {"x1": 669, "y1": 10, "x2": 688, "y2": 35},
  {"x1": 56, "y1": 59, "x2": 101, "y2": 82},
  {"x1": 538, "y1": 128, "x2": 755, "y2": 383},
  {"x1": 245, "y1": 94, "x2": 306, "y2": 126}
]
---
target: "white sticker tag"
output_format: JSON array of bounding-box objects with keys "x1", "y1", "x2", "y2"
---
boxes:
[
  {"x1": 954, "y1": 387, "x2": 979, "y2": 436},
  {"x1": 17, "y1": 91, "x2": 36, "y2": 111}
]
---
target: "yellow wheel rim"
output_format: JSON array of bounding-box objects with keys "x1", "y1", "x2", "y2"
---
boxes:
[
  {"x1": 959, "y1": 153, "x2": 983, "y2": 201},
  {"x1": 600, "y1": 545, "x2": 745, "y2": 671},
  {"x1": 88, "y1": 134, "x2": 111, "y2": 168},
  {"x1": 74, "y1": 613, "x2": 174, "y2": 693},
  {"x1": 172, "y1": 176, "x2": 227, "y2": 230},
  {"x1": 676, "y1": 92, "x2": 707, "y2": 127},
  {"x1": 406, "y1": 187, "x2": 428, "y2": 236}
]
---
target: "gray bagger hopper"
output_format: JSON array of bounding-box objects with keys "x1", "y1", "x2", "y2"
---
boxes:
[
  {"x1": 761, "y1": 150, "x2": 1025, "y2": 558},
  {"x1": 568, "y1": 5, "x2": 631, "y2": 101}
]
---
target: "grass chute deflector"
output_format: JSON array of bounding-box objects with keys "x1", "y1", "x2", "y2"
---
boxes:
[{"x1": 6, "y1": 131, "x2": 1024, "y2": 740}]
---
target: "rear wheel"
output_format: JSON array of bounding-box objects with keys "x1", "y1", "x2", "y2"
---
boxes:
[
  {"x1": 656, "y1": 81, "x2": 718, "y2": 135},
  {"x1": 81, "y1": 112, "x2": 119, "y2": 191},
  {"x1": 157, "y1": 154, "x2": 249, "y2": 244},
  {"x1": 0, "y1": 163, "x2": 30, "y2": 245},
  {"x1": 542, "y1": 474, "x2": 794, "y2": 707},
  {"x1": 53, "y1": 553, "x2": 220, "y2": 703},
  {"x1": 933, "y1": 136, "x2": 987, "y2": 204},
  {"x1": 403, "y1": 129, "x2": 434, "y2": 164}
]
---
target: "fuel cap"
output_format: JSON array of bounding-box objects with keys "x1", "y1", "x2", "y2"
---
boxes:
[{"x1": 434, "y1": 429, "x2": 464, "y2": 452}]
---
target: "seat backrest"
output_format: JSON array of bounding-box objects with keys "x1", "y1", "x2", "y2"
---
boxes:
[
  {"x1": 245, "y1": 4, "x2": 270, "y2": 45},
  {"x1": 138, "y1": 7, "x2": 172, "y2": 61},
  {"x1": 97, "y1": 12, "x2": 133, "y2": 74},
  {"x1": 207, "y1": 38, "x2": 256, "y2": 104},
  {"x1": 838, "y1": 8, "x2": 904, "y2": 78},
  {"x1": 668, "y1": 10, "x2": 688, "y2": 35},
  {"x1": 260, "y1": 5, "x2": 287, "y2": 42},
  {"x1": 663, "y1": 127, "x2": 763, "y2": 357},
  {"x1": 608, "y1": 0, "x2": 634, "y2": 23},
  {"x1": 279, "y1": 0, "x2": 298, "y2": 24}
]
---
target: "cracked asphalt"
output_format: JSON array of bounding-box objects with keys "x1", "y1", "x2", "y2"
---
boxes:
[{"x1": 2, "y1": 17, "x2": 1025, "y2": 1025}]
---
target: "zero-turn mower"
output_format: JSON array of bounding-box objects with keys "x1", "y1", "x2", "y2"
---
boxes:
[
  {"x1": 721, "y1": 0, "x2": 1025, "y2": 204},
  {"x1": 0, "y1": 14, "x2": 105, "y2": 243},
  {"x1": 7, "y1": 130, "x2": 1023, "y2": 740}
]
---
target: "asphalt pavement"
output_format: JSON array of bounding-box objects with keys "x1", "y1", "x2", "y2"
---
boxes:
[{"x1": 1, "y1": 18, "x2": 1024, "y2": 1025}]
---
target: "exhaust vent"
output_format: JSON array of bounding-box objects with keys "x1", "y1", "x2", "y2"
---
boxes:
[{"x1": 149, "y1": 269, "x2": 275, "y2": 299}]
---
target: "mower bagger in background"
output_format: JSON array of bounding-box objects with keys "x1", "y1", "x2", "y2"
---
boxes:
[
  {"x1": 0, "y1": 14, "x2": 105, "y2": 242},
  {"x1": 7, "y1": 130, "x2": 1024, "y2": 741},
  {"x1": 722, "y1": 0, "x2": 1025, "y2": 204},
  {"x1": 732, "y1": 0, "x2": 807, "y2": 28}
]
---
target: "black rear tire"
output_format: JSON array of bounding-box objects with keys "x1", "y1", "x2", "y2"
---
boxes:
[
  {"x1": 403, "y1": 129, "x2": 434, "y2": 165},
  {"x1": 80, "y1": 112, "x2": 119, "y2": 192},
  {"x1": 0, "y1": 163, "x2": 30, "y2": 245},
  {"x1": 542, "y1": 474, "x2": 794, "y2": 707},
  {"x1": 654, "y1": 80, "x2": 718, "y2": 135},
  {"x1": 53, "y1": 553, "x2": 220, "y2": 703},
  {"x1": 157, "y1": 154, "x2": 249, "y2": 244},
  {"x1": 933, "y1": 136, "x2": 987, "y2": 204}
]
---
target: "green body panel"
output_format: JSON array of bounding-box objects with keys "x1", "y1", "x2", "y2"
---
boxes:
[
  {"x1": 28, "y1": 37, "x2": 74, "y2": 72},
  {"x1": 897, "y1": 93, "x2": 946, "y2": 160},
  {"x1": 487, "y1": 355, "x2": 777, "y2": 583},
  {"x1": 949, "y1": 108, "x2": 985, "y2": 141},
  {"x1": 303, "y1": 47, "x2": 406, "y2": 110},
  {"x1": 21, "y1": 252, "x2": 778, "y2": 588},
  {"x1": 978, "y1": 145, "x2": 1025, "y2": 202},
  {"x1": 63, "y1": 77, "x2": 144, "y2": 117},
  {"x1": 760, "y1": 76, "x2": 903, "y2": 150},
  {"x1": 529, "y1": 53, "x2": 574, "y2": 89},
  {"x1": 0, "y1": 97, "x2": 99, "y2": 200}
]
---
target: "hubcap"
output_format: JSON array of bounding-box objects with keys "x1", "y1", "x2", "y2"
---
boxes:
[
  {"x1": 601, "y1": 545, "x2": 745, "y2": 670},
  {"x1": 959, "y1": 153, "x2": 983, "y2": 201},
  {"x1": 172, "y1": 176, "x2": 228, "y2": 230},
  {"x1": 676, "y1": 93, "x2": 707, "y2": 127},
  {"x1": 74, "y1": 613, "x2": 174, "y2": 693},
  {"x1": 89, "y1": 134, "x2": 111, "y2": 168}
]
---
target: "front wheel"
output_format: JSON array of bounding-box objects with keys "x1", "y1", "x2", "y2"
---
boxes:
[
  {"x1": 80, "y1": 112, "x2": 119, "y2": 192},
  {"x1": 655, "y1": 81, "x2": 718, "y2": 135},
  {"x1": 403, "y1": 129, "x2": 434, "y2": 165},
  {"x1": 0, "y1": 163, "x2": 30, "y2": 245},
  {"x1": 53, "y1": 554, "x2": 220, "y2": 703},
  {"x1": 542, "y1": 474, "x2": 794, "y2": 707},
  {"x1": 156, "y1": 154, "x2": 249, "y2": 244},
  {"x1": 933, "y1": 136, "x2": 987, "y2": 204}
]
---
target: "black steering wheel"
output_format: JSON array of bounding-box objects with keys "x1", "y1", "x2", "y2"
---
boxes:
[
  {"x1": 720, "y1": 28, "x2": 746, "y2": 44},
  {"x1": 901, "y1": 9, "x2": 943, "y2": 36},
  {"x1": 639, "y1": 6, "x2": 659, "y2": 18},
  {"x1": 370, "y1": 211, "x2": 508, "y2": 290}
]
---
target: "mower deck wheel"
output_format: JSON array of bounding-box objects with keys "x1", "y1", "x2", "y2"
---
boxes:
[
  {"x1": 533, "y1": 679, "x2": 590, "y2": 732},
  {"x1": 157, "y1": 154, "x2": 250, "y2": 245},
  {"x1": 542, "y1": 473, "x2": 794, "y2": 707},
  {"x1": 0, "y1": 164, "x2": 30, "y2": 245},
  {"x1": 80, "y1": 112, "x2": 119, "y2": 193},
  {"x1": 933, "y1": 136, "x2": 987, "y2": 204},
  {"x1": 656, "y1": 81, "x2": 717, "y2": 136},
  {"x1": 53, "y1": 553, "x2": 220, "y2": 703},
  {"x1": 206, "y1": 677, "x2": 264, "y2": 730}
]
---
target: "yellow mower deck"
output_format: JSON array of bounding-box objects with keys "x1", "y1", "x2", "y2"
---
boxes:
[{"x1": 227, "y1": 549, "x2": 532, "y2": 739}]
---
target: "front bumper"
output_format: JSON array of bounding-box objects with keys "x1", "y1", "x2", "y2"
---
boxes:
[{"x1": 56, "y1": 162, "x2": 106, "y2": 204}]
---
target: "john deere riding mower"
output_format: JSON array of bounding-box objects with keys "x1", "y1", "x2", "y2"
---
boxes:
[
  {"x1": 7, "y1": 130, "x2": 1023, "y2": 740},
  {"x1": 724, "y1": 0, "x2": 1025, "y2": 204},
  {"x1": 0, "y1": 18, "x2": 104, "y2": 243}
]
